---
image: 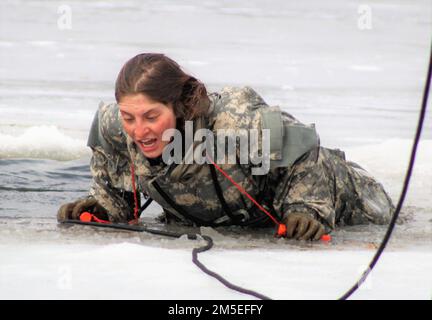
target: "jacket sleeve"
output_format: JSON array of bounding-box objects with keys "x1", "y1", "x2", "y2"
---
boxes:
[
  {"x1": 216, "y1": 87, "x2": 334, "y2": 227},
  {"x1": 270, "y1": 146, "x2": 337, "y2": 230},
  {"x1": 87, "y1": 103, "x2": 136, "y2": 223}
]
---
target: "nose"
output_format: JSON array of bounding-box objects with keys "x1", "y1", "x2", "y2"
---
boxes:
[{"x1": 133, "y1": 119, "x2": 151, "y2": 140}]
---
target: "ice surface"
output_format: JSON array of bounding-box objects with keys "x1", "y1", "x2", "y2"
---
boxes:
[{"x1": 1, "y1": 241, "x2": 431, "y2": 299}]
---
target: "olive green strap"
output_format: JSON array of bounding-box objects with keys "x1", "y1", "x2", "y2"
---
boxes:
[{"x1": 261, "y1": 107, "x2": 319, "y2": 168}]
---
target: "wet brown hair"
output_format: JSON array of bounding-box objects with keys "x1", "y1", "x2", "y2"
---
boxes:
[{"x1": 115, "y1": 53, "x2": 210, "y2": 122}]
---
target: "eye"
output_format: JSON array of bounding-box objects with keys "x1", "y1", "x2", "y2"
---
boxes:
[
  {"x1": 122, "y1": 117, "x2": 134, "y2": 124},
  {"x1": 120, "y1": 111, "x2": 134, "y2": 123},
  {"x1": 147, "y1": 114, "x2": 159, "y2": 122}
]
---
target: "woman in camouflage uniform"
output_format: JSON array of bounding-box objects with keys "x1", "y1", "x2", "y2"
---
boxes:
[{"x1": 57, "y1": 53, "x2": 394, "y2": 241}]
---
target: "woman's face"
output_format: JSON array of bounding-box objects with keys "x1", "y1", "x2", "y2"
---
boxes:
[{"x1": 119, "y1": 93, "x2": 176, "y2": 159}]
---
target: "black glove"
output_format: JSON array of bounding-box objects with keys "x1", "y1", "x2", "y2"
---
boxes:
[
  {"x1": 282, "y1": 212, "x2": 326, "y2": 241},
  {"x1": 57, "y1": 197, "x2": 108, "y2": 222}
]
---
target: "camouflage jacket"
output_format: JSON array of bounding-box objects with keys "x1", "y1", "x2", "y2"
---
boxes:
[{"x1": 88, "y1": 86, "x2": 394, "y2": 230}]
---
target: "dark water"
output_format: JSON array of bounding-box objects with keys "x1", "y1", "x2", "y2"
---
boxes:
[{"x1": 0, "y1": 157, "x2": 92, "y2": 218}]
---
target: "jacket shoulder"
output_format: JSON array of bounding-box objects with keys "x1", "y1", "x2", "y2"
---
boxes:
[
  {"x1": 87, "y1": 102, "x2": 128, "y2": 155},
  {"x1": 209, "y1": 86, "x2": 268, "y2": 130},
  {"x1": 218, "y1": 86, "x2": 268, "y2": 113}
]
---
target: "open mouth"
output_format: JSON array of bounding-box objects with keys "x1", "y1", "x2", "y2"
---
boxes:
[
  {"x1": 141, "y1": 138, "x2": 157, "y2": 146},
  {"x1": 137, "y1": 138, "x2": 159, "y2": 151}
]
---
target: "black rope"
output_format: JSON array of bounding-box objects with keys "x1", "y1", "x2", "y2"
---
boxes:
[
  {"x1": 62, "y1": 219, "x2": 197, "y2": 239},
  {"x1": 138, "y1": 198, "x2": 153, "y2": 218},
  {"x1": 339, "y1": 40, "x2": 432, "y2": 300},
  {"x1": 197, "y1": 39, "x2": 431, "y2": 300},
  {"x1": 192, "y1": 235, "x2": 272, "y2": 300}
]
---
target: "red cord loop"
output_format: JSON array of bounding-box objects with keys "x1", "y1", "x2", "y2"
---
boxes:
[{"x1": 79, "y1": 211, "x2": 110, "y2": 224}]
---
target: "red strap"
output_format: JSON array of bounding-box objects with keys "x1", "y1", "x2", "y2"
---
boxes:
[
  {"x1": 206, "y1": 157, "x2": 330, "y2": 240},
  {"x1": 206, "y1": 155, "x2": 286, "y2": 235}
]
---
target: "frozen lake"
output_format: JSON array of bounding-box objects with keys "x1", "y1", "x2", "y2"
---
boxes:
[{"x1": 0, "y1": 0, "x2": 431, "y2": 299}]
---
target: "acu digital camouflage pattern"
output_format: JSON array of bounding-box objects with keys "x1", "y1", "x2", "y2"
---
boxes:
[{"x1": 88, "y1": 86, "x2": 394, "y2": 230}]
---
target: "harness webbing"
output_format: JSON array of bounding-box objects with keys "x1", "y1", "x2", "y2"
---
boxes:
[
  {"x1": 206, "y1": 156, "x2": 287, "y2": 236},
  {"x1": 208, "y1": 163, "x2": 242, "y2": 224},
  {"x1": 130, "y1": 156, "x2": 287, "y2": 235},
  {"x1": 130, "y1": 163, "x2": 139, "y2": 220}
]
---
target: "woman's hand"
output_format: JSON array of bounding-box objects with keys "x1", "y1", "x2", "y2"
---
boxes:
[
  {"x1": 282, "y1": 212, "x2": 326, "y2": 241},
  {"x1": 57, "y1": 197, "x2": 108, "y2": 222}
]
